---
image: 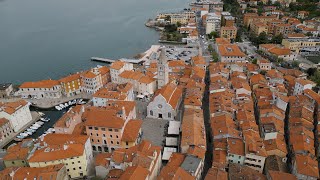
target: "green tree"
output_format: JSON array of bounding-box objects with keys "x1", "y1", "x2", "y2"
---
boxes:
[
  {"x1": 235, "y1": 29, "x2": 243, "y2": 42},
  {"x1": 292, "y1": 61, "x2": 300, "y2": 68},
  {"x1": 176, "y1": 21, "x2": 182, "y2": 27},
  {"x1": 310, "y1": 70, "x2": 320, "y2": 86},
  {"x1": 208, "y1": 31, "x2": 219, "y2": 39},
  {"x1": 208, "y1": 44, "x2": 213, "y2": 52},
  {"x1": 257, "y1": 32, "x2": 268, "y2": 45},
  {"x1": 260, "y1": 70, "x2": 267, "y2": 75},
  {"x1": 252, "y1": 58, "x2": 258, "y2": 64},
  {"x1": 212, "y1": 51, "x2": 219, "y2": 62},
  {"x1": 306, "y1": 32, "x2": 313, "y2": 36},
  {"x1": 307, "y1": 68, "x2": 317, "y2": 76},
  {"x1": 164, "y1": 15, "x2": 171, "y2": 22},
  {"x1": 271, "y1": 34, "x2": 284, "y2": 44}
]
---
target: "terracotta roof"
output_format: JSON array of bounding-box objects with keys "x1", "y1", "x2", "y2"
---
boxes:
[
  {"x1": 295, "y1": 78, "x2": 315, "y2": 86},
  {"x1": 181, "y1": 109, "x2": 206, "y2": 149},
  {"x1": 95, "y1": 153, "x2": 111, "y2": 167},
  {"x1": 0, "y1": 164, "x2": 65, "y2": 180},
  {"x1": 304, "y1": 89, "x2": 320, "y2": 104},
  {"x1": 0, "y1": 100, "x2": 28, "y2": 115},
  {"x1": 287, "y1": 33, "x2": 306, "y2": 38},
  {"x1": 0, "y1": 118, "x2": 9, "y2": 127},
  {"x1": 83, "y1": 107, "x2": 124, "y2": 128},
  {"x1": 295, "y1": 154, "x2": 319, "y2": 178},
  {"x1": 269, "y1": 47, "x2": 291, "y2": 56},
  {"x1": 121, "y1": 120, "x2": 143, "y2": 142},
  {"x1": 20, "y1": 80, "x2": 60, "y2": 88},
  {"x1": 218, "y1": 44, "x2": 246, "y2": 57},
  {"x1": 153, "y1": 83, "x2": 183, "y2": 109},
  {"x1": 215, "y1": 38, "x2": 231, "y2": 45},
  {"x1": 268, "y1": 171, "x2": 297, "y2": 180},
  {"x1": 227, "y1": 138, "x2": 245, "y2": 156},
  {"x1": 205, "y1": 167, "x2": 227, "y2": 180},
  {"x1": 138, "y1": 75, "x2": 155, "y2": 84},
  {"x1": 110, "y1": 61, "x2": 125, "y2": 70},
  {"x1": 119, "y1": 166, "x2": 149, "y2": 180},
  {"x1": 29, "y1": 134, "x2": 89, "y2": 162},
  {"x1": 59, "y1": 73, "x2": 81, "y2": 83}
]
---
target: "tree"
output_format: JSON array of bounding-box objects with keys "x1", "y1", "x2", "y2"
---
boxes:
[
  {"x1": 257, "y1": 32, "x2": 268, "y2": 45},
  {"x1": 176, "y1": 21, "x2": 182, "y2": 27},
  {"x1": 164, "y1": 15, "x2": 171, "y2": 22},
  {"x1": 235, "y1": 29, "x2": 243, "y2": 42},
  {"x1": 310, "y1": 70, "x2": 320, "y2": 86},
  {"x1": 212, "y1": 51, "x2": 219, "y2": 62},
  {"x1": 307, "y1": 67, "x2": 317, "y2": 76},
  {"x1": 252, "y1": 58, "x2": 258, "y2": 64},
  {"x1": 164, "y1": 24, "x2": 177, "y2": 32},
  {"x1": 208, "y1": 31, "x2": 219, "y2": 39},
  {"x1": 271, "y1": 34, "x2": 284, "y2": 44},
  {"x1": 208, "y1": 44, "x2": 213, "y2": 52},
  {"x1": 260, "y1": 70, "x2": 267, "y2": 75},
  {"x1": 292, "y1": 61, "x2": 300, "y2": 68},
  {"x1": 306, "y1": 32, "x2": 313, "y2": 37}
]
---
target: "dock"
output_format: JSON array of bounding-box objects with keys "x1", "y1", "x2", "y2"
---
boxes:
[{"x1": 91, "y1": 57, "x2": 144, "y2": 64}]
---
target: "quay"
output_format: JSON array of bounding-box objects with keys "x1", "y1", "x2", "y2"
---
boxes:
[{"x1": 91, "y1": 57, "x2": 144, "y2": 64}]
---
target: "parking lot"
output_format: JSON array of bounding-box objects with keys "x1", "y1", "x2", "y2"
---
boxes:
[{"x1": 165, "y1": 47, "x2": 199, "y2": 63}]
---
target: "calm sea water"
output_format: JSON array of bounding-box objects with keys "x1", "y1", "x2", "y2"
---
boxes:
[{"x1": 0, "y1": 0, "x2": 190, "y2": 84}]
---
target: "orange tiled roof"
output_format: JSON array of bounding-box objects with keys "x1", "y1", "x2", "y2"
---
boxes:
[
  {"x1": 119, "y1": 166, "x2": 149, "y2": 180},
  {"x1": 20, "y1": 80, "x2": 60, "y2": 88},
  {"x1": 0, "y1": 100, "x2": 28, "y2": 115},
  {"x1": 110, "y1": 61, "x2": 125, "y2": 70},
  {"x1": 59, "y1": 73, "x2": 81, "y2": 83},
  {"x1": 121, "y1": 120, "x2": 143, "y2": 142},
  {"x1": 218, "y1": 44, "x2": 246, "y2": 57}
]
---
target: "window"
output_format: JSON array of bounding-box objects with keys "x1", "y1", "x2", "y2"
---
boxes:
[
  {"x1": 117, "y1": 141, "x2": 119, "y2": 144},
  {"x1": 94, "y1": 127, "x2": 98, "y2": 130},
  {"x1": 115, "y1": 129, "x2": 119, "y2": 132},
  {"x1": 110, "y1": 135, "x2": 113, "y2": 138},
  {"x1": 126, "y1": 142, "x2": 129, "y2": 146},
  {"x1": 79, "y1": 166, "x2": 82, "y2": 169},
  {"x1": 101, "y1": 128, "x2": 106, "y2": 131},
  {"x1": 104, "y1": 140, "x2": 107, "y2": 144},
  {"x1": 150, "y1": 110, "x2": 153, "y2": 116},
  {"x1": 103, "y1": 134, "x2": 106, "y2": 137},
  {"x1": 116, "y1": 135, "x2": 118, "y2": 138},
  {"x1": 88, "y1": 127, "x2": 92, "y2": 130},
  {"x1": 109, "y1": 129, "x2": 113, "y2": 132},
  {"x1": 168, "y1": 113, "x2": 171, "y2": 118},
  {"x1": 96, "y1": 134, "x2": 99, "y2": 136},
  {"x1": 111, "y1": 141, "x2": 114, "y2": 144}
]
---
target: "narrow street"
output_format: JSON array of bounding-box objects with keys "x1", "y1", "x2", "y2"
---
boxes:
[{"x1": 201, "y1": 69, "x2": 213, "y2": 179}]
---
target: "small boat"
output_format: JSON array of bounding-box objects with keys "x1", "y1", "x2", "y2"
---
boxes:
[
  {"x1": 40, "y1": 118, "x2": 50, "y2": 122},
  {"x1": 68, "y1": 101, "x2": 72, "y2": 106},
  {"x1": 64, "y1": 103, "x2": 69, "y2": 107},
  {"x1": 26, "y1": 131, "x2": 33, "y2": 135},
  {"x1": 36, "y1": 121, "x2": 44, "y2": 125},
  {"x1": 31, "y1": 126, "x2": 39, "y2": 130},
  {"x1": 72, "y1": 99, "x2": 77, "y2": 104},
  {"x1": 38, "y1": 112, "x2": 45, "y2": 116},
  {"x1": 27, "y1": 128, "x2": 35, "y2": 132},
  {"x1": 20, "y1": 133, "x2": 29, "y2": 137},
  {"x1": 55, "y1": 106, "x2": 62, "y2": 111},
  {"x1": 59, "y1": 104, "x2": 65, "y2": 109}
]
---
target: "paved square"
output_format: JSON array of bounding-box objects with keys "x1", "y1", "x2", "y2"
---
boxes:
[{"x1": 141, "y1": 118, "x2": 169, "y2": 147}]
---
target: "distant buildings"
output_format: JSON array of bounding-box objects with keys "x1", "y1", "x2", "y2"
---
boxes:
[
  {"x1": 217, "y1": 44, "x2": 246, "y2": 63},
  {"x1": 81, "y1": 66, "x2": 110, "y2": 94},
  {"x1": 19, "y1": 80, "x2": 62, "y2": 99}
]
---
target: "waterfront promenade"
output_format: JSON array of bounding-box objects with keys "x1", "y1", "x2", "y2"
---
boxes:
[
  {"x1": 0, "y1": 111, "x2": 40, "y2": 149},
  {"x1": 28, "y1": 93, "x2": 91, "y2": 109}
]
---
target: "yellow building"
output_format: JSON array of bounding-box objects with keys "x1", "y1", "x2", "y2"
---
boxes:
[
  {"x1": 120, "y1": 120, "x2": 143, "y2": 148},
  {"x1": 28, "y1": 134, "x2": 94, "y2": 179},
  {"x1": 251, "y1": 22, "x2": 268, "y2": 35},
  {"x1": 282, "y1": 38, "x2": 320, "y2": 53},
  {"x1": 59, "y1": 73, "x2": 82, "y2": 97},
  {"x1": 220, "y1": 26, "x2": 237, "y2": 40}
]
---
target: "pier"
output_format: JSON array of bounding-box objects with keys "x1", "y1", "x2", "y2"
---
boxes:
[{"x1": 91, "y1": 57, "x2": 144, "y2": 64}]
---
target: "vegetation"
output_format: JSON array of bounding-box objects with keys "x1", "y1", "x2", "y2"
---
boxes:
[
  {"x1": 162, "y1": 24, "x2": 186, "y2": 42},
  {"x1": 208, "y1": 31, "x2": 219, "y2": 39},
  {"x1": 289, "y1": 1, "x2": 320, "y2": 18},
  {"x1": 270, "y1": 34, "x2": 284, "y2": 44},
  {"x1": 309, "y1": 69, "x2": 320, "y2": 86},
  {"x1": 212, "y1": 51, "x2": 219, "y2": 62}
]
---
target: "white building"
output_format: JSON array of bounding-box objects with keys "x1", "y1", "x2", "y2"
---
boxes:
[
  {"x1": 206, "y1": 13, "x2": 221, "y2": 34},
  {"x1": 226, "y1": 138, "x2": 246, "y2": 165},
  {"x1": 0, "y1": 100, "x2": 32, "y2": 132},
  {"x1": 157, "y1": 48, "x2": 169, "y2": 89},
  {"x1": 244, "y1": 153, "x2": 266, "y2": 173},
  {"x1": 19, "y1": 80, "x2": 62, "y2": 99},
  {"x1": 137, "y1": 76, "x2": 157, "y2": 97},
  {"x1": 147, "y1": 83, "x2": 182, "y2": 121},
  {"x1": 81, "y1": 66, "x2": 110, "y2": 95},
  {"x1": 110, "y1": 61, "x2": 134, "y2": 84},
  {"x1": 293, "y1": 78, "x2": 316, "y2": 95}
]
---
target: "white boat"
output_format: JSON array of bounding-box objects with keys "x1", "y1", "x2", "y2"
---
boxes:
[
  {"x1": 26, "y1": 131, "x2": 33, "y2": 135},
  {"x1": 46, "y1": 128, "x2": 55, "y2": 133},
  {"x1": 16, "y1": 135, "x2": 24, "y2": 139},
  {"x1": 20, "y1": 133, "x2": 29, "y2": 137},
  {"x1": 40, "y1": 118, "x2": 50, "y2": 122},
  {"x1": 27, "y1": 128, "x2": 35, "y2": 132},
  {"x1": 68, "y1": 101, "x2": 72, "y2": 106},
  {"x1": 31, "y1": 126, "x2": 39, "y2": 130},
  {"x1": 64, "y1": 103, "x2": 69, "y2": 107},
  {"x1": 59, "y1": 104, "x2": 65, "y2": 109},
  {"x1": 72, "y1": 99, "x2": 77, "y2": 104},
  {"x1": 36, "y1": 121, "x2": 44, "y2": 125},
  {"x1": 55, "y1": 106, "x2": 62, "y2": 111},
  {"x1": 38, "y1": 112, "x2": 45, "y2": 116}
]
